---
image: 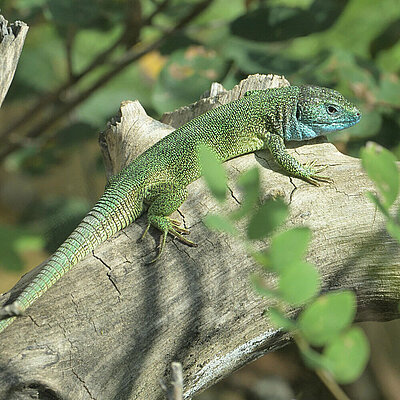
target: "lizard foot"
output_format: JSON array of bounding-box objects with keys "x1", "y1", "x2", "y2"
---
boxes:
[
  {"x1": 145, "y1": 216, "x2": 197, "y2": 263},
  {"x1": 302, "y1": 161, "x2": 333, "y2": 186}
]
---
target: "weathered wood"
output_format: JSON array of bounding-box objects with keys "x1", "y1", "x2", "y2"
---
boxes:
[
  {"x1": 0, "y1": 74, "x2": 399, "y2": 400},
  {"x1": 0, "y1": 15, "x2": 28, "y2": 108}
]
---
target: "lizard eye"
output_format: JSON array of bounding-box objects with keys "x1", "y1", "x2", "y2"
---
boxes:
[{"x1": 326, "y1": 105, "x2": 339, "y2": 115}]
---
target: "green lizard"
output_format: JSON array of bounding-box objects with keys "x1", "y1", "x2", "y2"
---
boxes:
[{"x1": 0, "y1": 85, "x2": 361, "y2": 333}]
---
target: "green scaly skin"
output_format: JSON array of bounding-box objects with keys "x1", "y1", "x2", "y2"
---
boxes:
[{"x1": 0, "y1": 85, "x2": 361, "y2": 333}]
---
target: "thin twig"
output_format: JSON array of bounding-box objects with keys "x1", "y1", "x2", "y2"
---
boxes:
[
  {"x1": 0, "y1": 0, "x2": 214, "y2": 161},
  {"x1": 143, "y1": 0, "x2": 170, "y2": 26},
  {"x1": 0, "y1": 33, "x2": 126, "y2": 142},
  {"x1": 0, "y1": 0, "x2": 167, "y2": 142},
  {"x1": 0, "y1": 38, "x2": 164, "y2": 159}
]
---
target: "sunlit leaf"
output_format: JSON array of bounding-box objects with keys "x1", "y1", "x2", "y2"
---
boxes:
[
  {"x1": 199, "y1": 144, "x2": 227, "y2": 202},
  {"x1": 386, "y1": 220, "x2": 400, "y2": 243},
  {"x1": 301, "y1": 347, "x2": 331, "y2": 371},
  {"x1": 247, "y1": 198, "x2": 288, "y2": 240},
  {"x1": 251, "y1": 250, "x2": 270, "y2": 269},
  {"x1": 323, "y1": 327, "x2": 370, "y2": 384},
  {"x1": 269, "y1": 227, "x2": 311, "y2": 272},
  {"x1": 278, "y1": 262, "x2": 320, "y2": 306},
  {"x1": 298, "y1": 291, "x2": 356, "y2": 346},
  {"x1": 231, "y1": 167, "x2": 260, "y2": 220},
  {"x1": 268, "y1": 307, "x2": 296, "y2": 331},
  {"x1": 203, "y1": 214, "x2": 237, "y2": 235},
  {"x1": 361, "y1": 142, "x2": 399, "y2": 208}
]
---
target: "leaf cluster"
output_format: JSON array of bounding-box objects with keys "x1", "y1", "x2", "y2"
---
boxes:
[
  {"x1": 361, "y1": 142, "x2": 400, "y2": 243},
  {"x1": 200, "y1": 146, "x2": 370, "y2": 388}
]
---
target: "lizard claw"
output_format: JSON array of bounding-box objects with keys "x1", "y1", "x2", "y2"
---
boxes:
[
  {"x1": 170, "y1": 219, "x2": 190, "y2": 235},
  {"x1": 304, "y1": 174, "x2": 334, "y2": 186},
  {"x1": 302, "y1": 161, "x2": 332, "y2": 186},
  {"x1": 138, "y1": 223, "x2": 151, "y2": 242},
  {"x1": 145, "y1": 217, "x2": 197, "y2": 264}
]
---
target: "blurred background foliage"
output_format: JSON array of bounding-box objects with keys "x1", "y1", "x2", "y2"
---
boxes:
[{"x1": 0, "y1": 0, "x2": 399, "y2": 399}]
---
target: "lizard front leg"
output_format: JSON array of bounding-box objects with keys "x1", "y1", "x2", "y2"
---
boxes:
[
  {"x1": 264, "y1": 132, "x2": 332, "y2": 186},
  {"x1": 142, "y1": 184, "x2": 197, "y2": 262}
]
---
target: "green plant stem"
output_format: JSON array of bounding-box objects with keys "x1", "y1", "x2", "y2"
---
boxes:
[
  {"x1": 294, "y1": 334, "x2": 352, "y2": 400},
  {"x1": 315, "y1": 368, "x2": 351, "y2": 400}
]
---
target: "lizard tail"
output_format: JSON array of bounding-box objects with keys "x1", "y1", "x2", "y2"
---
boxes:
[{"x1": 0, "y1": 183, "x2": 141, "y2": 334}]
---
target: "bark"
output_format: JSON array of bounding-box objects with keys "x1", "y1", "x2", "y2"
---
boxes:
[
  {"x1": 0, "y1": 74, "x2": 399, "y2": 400},
  {"x1": 0, "y1": 15, "x2": 28, "y2": 108}
]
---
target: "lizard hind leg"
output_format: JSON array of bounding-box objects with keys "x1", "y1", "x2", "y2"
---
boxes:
[{"x1": 144, "y1": 186, "x2": 197, "y2": 263}]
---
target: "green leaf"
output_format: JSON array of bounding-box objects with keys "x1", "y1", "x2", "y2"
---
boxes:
[
  {"x1": 251, "y1": 274, "x2": 277, "y2": 299},
  {"x1": 230, "y1": 2, "x2": 347, "y2": 42},
  {"x1": 386, "y1": 220, "x2": 400, "y2": 243},
  {"x1": 298, "y1": 291, "x2": 356, "y2": 346},
  {"x1": 231, "y1": 167, "x2": 260, "y2": 220},
  {"x1": 269, "y1": 227, "x2": 312, "y2": 272},
  {"x1": 361, "y1": 143, "x2": 399, "y2": 208},
  {"x1": 278, "y1": 262, "x2": 320, "y2": 306},
  {"x1": 221, "y1": 36, "x2": 303, "y2": 76},
  {"x1": 323, "y1": 327, "x2": 370, "y2": 384},
  {"x1": 247, "y1": 198, "x2": 288, "y2": 240},
  {"x1": 370, "y1": 19, "x2": 400, "y2": 58},
  {"x1": 301, "y1": 347, "x2": 332, "y2": 371},
  {"x1": 199, "y1": 145, "x2": 227, "y2": 202},
  {"x1": 46, "y1": 0, "x2": 122, "y2": 30},
  {"x1": 47, "y1": 0, "x2": 96, "y2": 27},
  {"x1": 268, "y1": 307, "x2": 296, "y2": 331},
  {"x1": 204, "y1": 214, "x2": 237, "y2": 235},
  {"x1": 377, "y1": 74, "x2": 400, "y2": 107},
  {"x1": 251, "y1": 250, "x2": 270, "y2": 269}
]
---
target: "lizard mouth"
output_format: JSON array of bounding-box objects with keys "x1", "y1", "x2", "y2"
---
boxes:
[
  {"x1": 307, "y1": 117, "x2": 361, "y2": 134},
  {"x1": 311, "y1": 118, "x2": 360, "y2": 128}
]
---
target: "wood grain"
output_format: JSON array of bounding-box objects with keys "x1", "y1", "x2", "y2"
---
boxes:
[{"x1": 0, "y1": 15, "x2": 28, "y2": 108}]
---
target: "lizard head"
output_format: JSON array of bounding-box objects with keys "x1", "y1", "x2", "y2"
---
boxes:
[{"x1": 292, "y1": 85, "x2": 361, "y2": 140}]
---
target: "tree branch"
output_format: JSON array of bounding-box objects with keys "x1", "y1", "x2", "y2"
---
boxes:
[
  {"x1": 0, "y1": 0, "x2": 213, "y2": 160},
  {"x1": 0, "y1": 74, "x2": 399, "y2": 399},
  {"x1": 0, "y1": 15, "x2": 28, "y2": 108}
]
